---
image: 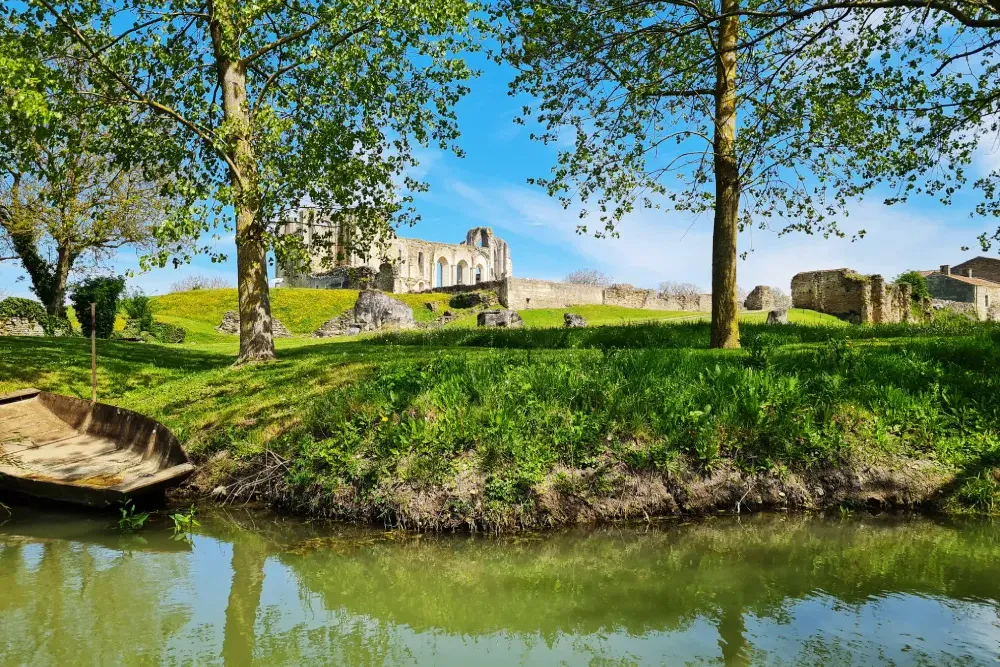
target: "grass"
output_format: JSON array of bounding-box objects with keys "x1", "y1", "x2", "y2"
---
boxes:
[{"x1": 5, "y1": 288, "x2": 1000, "y2": 524}]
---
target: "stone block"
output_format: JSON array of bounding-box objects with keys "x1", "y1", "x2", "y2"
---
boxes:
[
  {"x1": 766, "y1": 309, "x2": 788, "y2": 324},
  {"x1": 477, "y1": 309, "x2": 524, "y2": 328},
  {"x1": 564, "y1": 313, "x2": 587, "y2": 328},
  {"x1": 353, "y1": 289, "x2": 415, "y2": 330},
  {"x1": 216, "y1": 310, "x2": 291, "y2": 337}
]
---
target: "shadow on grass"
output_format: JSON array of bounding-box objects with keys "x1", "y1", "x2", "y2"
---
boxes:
[{"x1": 369, "y1": 320, "x2": 1000, "y2": 351}]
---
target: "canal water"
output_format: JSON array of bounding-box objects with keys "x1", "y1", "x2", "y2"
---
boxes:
[{"x1": 1, "y1": 506, "x2": 998, "y2": 666}]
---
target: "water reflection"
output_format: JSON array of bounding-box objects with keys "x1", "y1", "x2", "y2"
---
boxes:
[{"x1": 1, "y1": 509, "x2": 999, "y2": 666}]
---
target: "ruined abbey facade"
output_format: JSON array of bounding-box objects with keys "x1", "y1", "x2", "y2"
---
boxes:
[{"x1": 274, "y1": 207, "x2": 513, "y2": 293}]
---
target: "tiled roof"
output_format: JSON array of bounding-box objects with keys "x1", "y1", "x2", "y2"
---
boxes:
[{"x1": 921, "y1": 270, "x2": 1000, "y2": 287}]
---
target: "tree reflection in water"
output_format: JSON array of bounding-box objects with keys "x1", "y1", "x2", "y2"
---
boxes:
[{"x1": 1, "y1": 510, "x2": 999, "y2": 666}]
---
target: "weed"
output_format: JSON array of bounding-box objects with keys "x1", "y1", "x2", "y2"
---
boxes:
[{"x1": 118, "y1": 499, "x2": 150, "y2": 533}]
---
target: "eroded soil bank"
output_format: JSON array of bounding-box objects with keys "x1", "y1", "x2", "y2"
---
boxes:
[{"x1": 177, "y1": 453, "x2": 982, "y2": 531}]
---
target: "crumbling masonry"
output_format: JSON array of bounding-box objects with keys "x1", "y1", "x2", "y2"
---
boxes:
[
  {"x1": 791, "y1": 269, "x2": 912, "y2": 324},
  {"x1": 274, "y1": 207, "x2": 512, "y2": 293}
]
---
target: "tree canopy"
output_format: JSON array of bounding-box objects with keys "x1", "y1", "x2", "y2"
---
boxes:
[{"x1": 6, "y1": 0, "x2": 483, "y2": 361}]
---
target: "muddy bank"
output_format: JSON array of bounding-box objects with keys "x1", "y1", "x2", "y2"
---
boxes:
[{"x1": 173, "y1": 452, "x2": 979, "y2": 532}]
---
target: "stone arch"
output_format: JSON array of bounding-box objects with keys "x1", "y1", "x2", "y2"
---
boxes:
[
  {"x1": 436, "y1": 256, "x2": 450, "y2": 287},
  {"x1": 456, "y1": 260, "x2": 470, "y2": 285},
  {"x1": 475, "y1": 264, "x2": 484, "y2": 284},
  {"x1": 416, "y1": 281, "x2": 426, "y2": 291}
]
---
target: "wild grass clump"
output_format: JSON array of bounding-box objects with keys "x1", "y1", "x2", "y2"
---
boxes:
[
  {"x1": 373, "y1": 318, "x2": 996, "y2": 350},
  {"x1": 283, "y1": 331, "x2": 1000, "y2": 513}
]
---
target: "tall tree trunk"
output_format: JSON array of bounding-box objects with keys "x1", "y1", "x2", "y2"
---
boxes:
[
  {"x1": 710, "y1": 0, "x2": 741, "y2": 349},
  {"x1": 209, "y1": 5, "x2": 275, "y2": 363},
  {"x1": 47, "y1": 244, "x2": 72, "y2": 317}
]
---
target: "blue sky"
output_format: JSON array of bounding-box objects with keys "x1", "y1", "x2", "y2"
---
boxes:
[{"x1": 3, "y1": 51, "x2": 999, "y2": 299}]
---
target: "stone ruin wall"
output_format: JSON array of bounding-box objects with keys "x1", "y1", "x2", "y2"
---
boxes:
[
  {"x1": 499, "y1": 278, "x2": 712, "y2": 312},
  {"x1": 500, "y1": 278, "x2": 605, "y2": 310},
  {"x1": 791, "y1": 269, "x2": 912, "y2": 324},
  {"x1": 0, "y1": 317, "x2": 45, "y2": 337},
  {"x1": 602, "y1": 284, "x2": 712, "y2": 311}
]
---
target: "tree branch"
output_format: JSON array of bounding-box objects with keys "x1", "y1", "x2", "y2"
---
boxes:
[{"x1": 241, "y1": 20, "x2": 321, "y2": 65}]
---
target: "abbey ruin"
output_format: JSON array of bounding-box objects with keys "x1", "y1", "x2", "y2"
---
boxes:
[{"x1": 274, "y1": 207, "x2": 513, "y2": 293}]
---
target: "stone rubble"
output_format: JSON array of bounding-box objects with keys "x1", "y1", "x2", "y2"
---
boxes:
[
  {"x1": 766, "y1": 309, "x2": 789, "y2": 324},
  {"x1": 312, "y1": 289, "x2": 415, "y2": 337},
  {"x1": 478, "y1": 309, "x2": 524, "y2": 328},
  {"x1": 563, "y1": 313, "x2": 587, "y2": 328},
  {"x1": 216, "y1": 310, "x2": 292, "y2": 337}
]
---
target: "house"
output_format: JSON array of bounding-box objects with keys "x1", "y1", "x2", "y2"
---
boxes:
[{"x1": 922, "y1": 264, "x2": 1000, "y2": 320}]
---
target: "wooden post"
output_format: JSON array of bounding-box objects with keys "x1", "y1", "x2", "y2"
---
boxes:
[{"x1": 90, "y1": 302, "x2": 97, "y2": 404}]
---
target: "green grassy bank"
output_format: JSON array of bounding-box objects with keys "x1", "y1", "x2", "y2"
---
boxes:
[{"x1": 2, "y1": 295, "x2": 999, "y2": 527}]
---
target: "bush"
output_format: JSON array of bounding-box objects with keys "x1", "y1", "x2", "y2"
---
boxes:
[
  {"x1": 121, "y1": 290, "x2": 155, "y2": 332},
  {"x1": 150, "y1": 321, "x2": 186, "y2": 344},
  {"x1": 70, "y1": 276, "x2": 127, "y2": 339},
  {"x1": 895, "y1": 270, "x2": 930, "y2": 301},
  {"x1": 0, "y1": 297, "x2": 47, "y2": 322}
]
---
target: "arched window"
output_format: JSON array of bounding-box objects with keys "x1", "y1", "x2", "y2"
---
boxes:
[
  {"x1": 475, "y1": 266, "x2": 483, "y2": 283},
  {"x1": 456, "y1": 260, "x2": 469, "y2": 285},
  {"x1": 436, "y1": 258, "x2": 449, "y2": 287},
  {"x1": 418, "y1": 252, "x2": 424, "y2": 274}
]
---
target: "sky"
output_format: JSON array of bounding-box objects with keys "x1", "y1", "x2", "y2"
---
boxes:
[{"x1": 3, "y1": 51, "x2": 1000, "y2": 299}]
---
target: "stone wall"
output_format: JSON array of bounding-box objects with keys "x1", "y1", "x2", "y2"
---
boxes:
[
  {"x1": 744, "y1": 285, "x2": 776, "y2": 311},
  {"x1": 275, "y1": 210, "x2": 514, "y2": 293},
  {"x1": 500, "y1": 278, "x2": 605, "y2": 310},
  {"x1": 0, "y1": 317, "x2": 45, "y2": 337},
  {"x1": 603, "y1": 284, "x2": 711, "y2": 311},
  {"x1": 791, "y1": 269, "x2": 911, "y2": 324},
  {"x1": 498, "y1": 278, "x2": 712, "y2": 312},
  {"x1": 925, "y1": 273, "x2": 976, "y2": 304}
]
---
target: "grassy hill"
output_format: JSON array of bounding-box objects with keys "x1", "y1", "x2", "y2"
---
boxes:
[
  {"x1": 150, "y1": 288, "x2": 845, "y2": 344},
  {"x1": 3, "y1": 289, "x2": 999, "y2": 527}
]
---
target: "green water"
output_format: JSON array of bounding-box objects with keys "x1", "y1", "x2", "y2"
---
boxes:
[{"x1": 1, "y1": 508, "x2": 998, "y2": 666}]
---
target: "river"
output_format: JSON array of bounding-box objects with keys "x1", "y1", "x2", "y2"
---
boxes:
[{"x1": 1, "y1": 506, "x2": 998, "y2": 666}]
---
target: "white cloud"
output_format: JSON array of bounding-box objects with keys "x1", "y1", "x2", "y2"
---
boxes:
[{"x1": 444, "y1": 178, "x2": 984, "y2": 291}]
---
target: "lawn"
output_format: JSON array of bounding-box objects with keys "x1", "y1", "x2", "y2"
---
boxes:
[{"x1": 3, "y1": 302, "x2": 1000, "y2": 525}]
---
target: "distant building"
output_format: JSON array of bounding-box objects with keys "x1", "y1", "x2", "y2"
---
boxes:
[
  {"x1": 274, "y1": 207, "x2": 513, "y2": 292},
  {"x1": 921, "y1": 264, "x2": 1000, "y2": 320}
]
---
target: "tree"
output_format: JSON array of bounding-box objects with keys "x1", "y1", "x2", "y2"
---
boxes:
[
  {"x1": 658, "y1": 281, "x2": 704, "y2": 298},
  {"x1": 1, "y1": 123, "x2": 169, "y2": 317},
  {"x1": 496, "y1": 0, "x2": 918, "y2": 348},
  {"x1": 895, "y1": 271, "x2": 930, "y2": 302},
  {"x1": 170, "y1": 275, "x2": 232, "y2": 293},
  {"x1": 565, "y1": 268, "x2": 613, "y2": 285},
  {"x1": 69, "y1": 275, "x2": 126, "y2": 338},
  {"x1": 10, "y1": 0, "x2": 482, "y2": 362}
]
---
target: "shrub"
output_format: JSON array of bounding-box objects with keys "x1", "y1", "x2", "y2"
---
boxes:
[
  {"x1": 0, "y1": 297, "x2": 47, "y2": 322},
  {"x1": 70, "y1": 276, "x2": 127, "y2": 338},
  {"x1": 895, "y1": 271, "x2": 930, "y2": 301},
  {"x1": 120, "y1": 289, "x2": 155, "y2": 332},
  {"x1": 150, "y1": 321, "x2": 186, "y2": 344}
]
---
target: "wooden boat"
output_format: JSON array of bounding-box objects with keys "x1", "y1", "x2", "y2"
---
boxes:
[{"x1": 0, "y1": 388, "x2": 195, "y2": 507}]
